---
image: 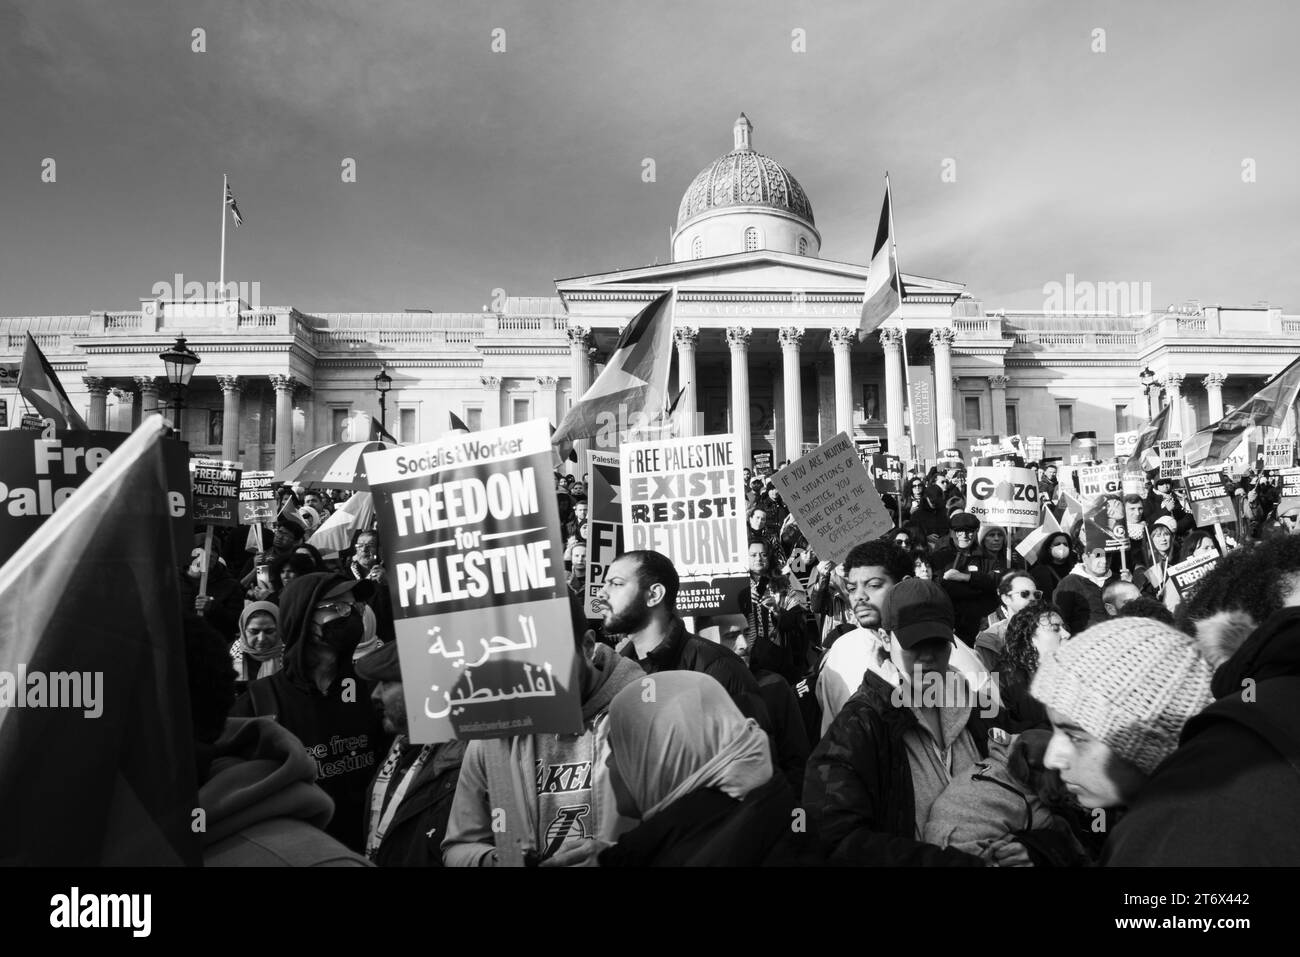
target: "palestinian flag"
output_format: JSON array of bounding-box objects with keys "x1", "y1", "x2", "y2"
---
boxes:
[
  {"x1": 17, "y1": 332, "x2": 88, "y2": 431},
  {"x1": 1183, "y1": 355, "x2": 1300, "y2": 469},
  {"x1": 859, "y1": 176, "x2": 905, "y2": 338}
]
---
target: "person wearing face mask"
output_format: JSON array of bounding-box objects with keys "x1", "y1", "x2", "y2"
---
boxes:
[
  {"x1": 1030, "y1": 532, "x2": 1076, "y2": 599},
  {"x1": 231, "y1": 573, "x2": 390, "y2": 852}
]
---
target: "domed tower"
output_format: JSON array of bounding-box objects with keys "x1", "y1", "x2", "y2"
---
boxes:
[{"x1": 671, "y1": 113, "x2": 820, "y2": 262}]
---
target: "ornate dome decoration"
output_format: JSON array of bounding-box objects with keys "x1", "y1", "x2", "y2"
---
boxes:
[{"x1": 676, "y1": 114, "x2": 815, "y2": 229}]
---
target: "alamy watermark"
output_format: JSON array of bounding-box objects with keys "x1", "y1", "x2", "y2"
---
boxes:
[
  {"x1": 890, "y1": 667, "x2": 1000, "y2": 719},
  {"x1": 0, "y1": 665, "x2": 102, "y2": 718},
  {"x1": 151, "y1": 274, "x2": 262, "y2": 309},
  {"x1": 1042, "y1": 273, "x2": 1152, "y2": 314}
]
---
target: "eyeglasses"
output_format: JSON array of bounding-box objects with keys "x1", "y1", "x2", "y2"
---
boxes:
[
  {"x1": 313, "y1": 599, "x2": 358, "y2": 623},
  {"x1": 1012, "y1": 589, "x2": 1043, "y2": 600}
]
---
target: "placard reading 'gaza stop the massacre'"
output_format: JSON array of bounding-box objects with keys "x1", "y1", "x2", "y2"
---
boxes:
[
  {"x1": 965, "y1": 465, "x2": 1041, "y2": 529},
  {"x1": 620, "y1": 433, "x2": 746, "y2": 616},
  {"x1": 364, "y1": 420, "x2": 582, "y2": 744}
]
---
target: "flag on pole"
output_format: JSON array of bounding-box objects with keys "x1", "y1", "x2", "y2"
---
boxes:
[
  {"x1": 551, "y1": 290, "x2": 675, "y2": 457},
  {"x1": 0, "y1": 415, "x2": 200, "y2": 864},
  {"x1": 859, "y1": 176, "x2": 905, "y2": 339},
  {"x1": 309, "y1": 491, "x2": 375, "y2": 557},
  {"x1": 449, "y1": 411, "x2": 471, "y2": 434},
  {"x1": 1182, "y1": 354, "x2": 1300, "y2": 469},
  {"x1": 225, "y1": 181, "x2": 244, "y2": 227},
  {"x1": 17, "y1": 332, "x2": 88, "y2": 431},
  {"x1": 1124, "y1": 403, "x2": 1171, "y2": 472},
  {"x1": 1015, "y1": 508, "x2": 1063, "y2": 565}
]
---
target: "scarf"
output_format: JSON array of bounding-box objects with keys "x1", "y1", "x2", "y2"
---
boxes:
[
  {"x1": 608, "y1": 672, "x2": 772, "y2": 821},
  {"x1": 238, "y1": 601, "x2": 284, "y2": 680}
]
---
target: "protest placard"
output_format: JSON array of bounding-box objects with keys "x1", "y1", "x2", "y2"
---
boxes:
[
  {"x1": 965, "y1": 466, "x2": 1041, "y2": 529},
  {"x1": 1182, "y1": 466, "x2": 1235, "y2": 526},
  {"x1": 773, "y1": 432, "x2": 894, "y2": 565},
  {"x1": 1114, "y1": 430, "x2": 1140, "y2": 460},
  {"x1": 584, "y1": 449, "x2": 621, "y2": 620},
  {"x1": 1277, "y1": 467, "x2": 1300, "y2": 514},
  {"x1": 1168, "y1": 552, "x2": 1220, "y2": 600},
  {"x1": 1077, "y1": 461, "x2": 1122, "y2": 503},
  {"x1": 870, "y1": 453, "x2": 903, "y2": 495},
  {"x1": 0, "y1": 399, "x2": 6, "y2": 429},
  {"x1": 21, "y1": 413, "x2": 47, "y2": 432},
  {"x1": 364, "y1": 420, "x2": 582, "y2": 743},
  {"x1": 237, "y1": 470, "x2": 277, "y2": 524},
  {"x1": 1158, "y1": 440, "x2": 1183, "y2": 481},
  {"x1": 1264, "y1": 439, "x2": 1295, "y2": 470},
  {"x1": 1071, "y1": 431, "x2": 1099, "y2": 464},
  {"x1": 854, "y1": 436, "x2": 881, "y2": 466},
  {"x1": 620, "y1": 432, "x2": 746, "y2": 616},
  {"x1": 189, "y1": 458, "x2": 241, "y2": 527},
  {"x1": 1023, "y1": 436, "x2": 1045, "y2": 462},
  {"x1": 0, "y1": 429, "x2": 192, "y2": 567},
  {"x1": 938, "y1": 447, "x2": 964, "y2": 468},
  {"x1": 751, "y1": 450, "x2": 774, "y2": 477}
]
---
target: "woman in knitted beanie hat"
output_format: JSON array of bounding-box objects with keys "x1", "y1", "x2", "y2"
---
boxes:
[{"x1": 1029, "y1": 617, "x2": 1214, "y2": 809}]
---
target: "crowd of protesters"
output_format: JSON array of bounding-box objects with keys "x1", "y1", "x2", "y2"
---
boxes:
[{"x1": 177, "y1": 453, "x2": 1300, "y2": 867}]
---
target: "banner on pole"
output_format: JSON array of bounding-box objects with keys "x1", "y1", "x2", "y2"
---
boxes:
[
  {"x1": 1077, "y1": 462, "x2": 1123, "y2": 503},
  {"x1": 907, "y1": 364, "x2": 937, "y2": 465},
  {"x1": 364, "y1": 420, "x2": 583, "y2": 743},
  {"x1": 855, "y1": 436, "x2": 882, "y2": 466},
  {"x1": 870, "y1": 453, "x2": 903, "y2": 495},
  {"x1": 1023, "y1": 435, "x2": 1046, "y2": 463},
  {"x1": 966, "y1": 466, "x2": 1041, "y2": 529},
  {"x1": 1277, "y1": 467, "x2": 1300, "y2": 515},
  {"x1": 1182, "y1": 466, "x2": 1235, "y2": 526},
  {"x1": 190, "y1": 458, "x2": 242, "y2": 527},
  {"x1": 1168, "y1": 552, "x2": 1220, "y2": 599},
  {"x1": 773, "y1": 432, "x2": 894, "y2": 565},
  {"x1": 0, "y1": 429, "x2": 192, "y2": 567},
  {"x1": 1264, "y1": 439, "x2": 1295, "y2": 470},
  {"x1": 752, "y1": 450, "x2": 774, "y2": 477},
  {"x1": 620, "y1": 433, "x2": 747, "y2": 616},
  {"x1": 1113, "y1": 430, "x2": 1141, "y2": 460},
  {"x1": 1158, "y1": 440, "x2": 1184, "y2": 481},
  {"x1": 237, "y1": 470, "x2": 277, "y2": 524},
  {"x1": 584, "y1": 449, "x2": 621, "y2": 620}
]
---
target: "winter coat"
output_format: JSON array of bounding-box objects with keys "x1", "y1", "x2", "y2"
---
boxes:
[
  {"x1": 931, "y1": 545, "x2": 1002, "y2": 643},
  {"x1": 1102, "y1": 607, "x2": 1300, "y2": 866},
  {"x1": 200, "y1": 717, "x2": 370, "y2": 867},
  {"x1": 1052, "y1": 567, "x2": 1110, "y2": 635},
  {"x1": 366, "y1": 739, "x2": 466, "y2": 867},
  {"x1": 598, "y1": 776, "x2": 821, "y2": 866},
  {"x1": 803, "y1": 670, "x2": 990, "y2": 866},
  {"x1": 441, "y1": 644, "x2": 644, "y2": 866}
]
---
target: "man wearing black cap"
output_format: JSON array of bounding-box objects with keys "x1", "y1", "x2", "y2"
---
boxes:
[
  {"x1": 930, "y1": 511, "x2": 1001, "y2": 643},
  {"x1": 357, "y1": 641, "x2": 466, "y2": 866},
  {"x1": 232, "y1": 573, "x2": 391, "y2": 852},
  {"x1": 804, "y1": 579, "x2": 1016, "y2": 866}
]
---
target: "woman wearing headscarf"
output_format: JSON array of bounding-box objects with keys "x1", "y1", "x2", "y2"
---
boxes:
[
  {"x1": 230, "y1": 601, "x2": 284, "y2": 685},
  {"x1": 598, "y1": 672, "x2": 813, "y2": 866},
  {"x1": 1030, "y1": 531, "x2": 1076, "y2": 600}
]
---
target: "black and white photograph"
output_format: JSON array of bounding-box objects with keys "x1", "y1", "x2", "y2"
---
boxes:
[{"x1": 0, "y1": 0, "x2": 1293, "y2": 936}]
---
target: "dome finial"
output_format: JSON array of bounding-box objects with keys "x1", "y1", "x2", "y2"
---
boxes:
[{"x1": 733, "y1": 113, "x2": 753, "y2": 151}]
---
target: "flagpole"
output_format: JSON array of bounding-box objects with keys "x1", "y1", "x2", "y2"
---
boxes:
[
  {"x1": 219, "y1": 173, "x2": 228, "y2": 298},
  {"x1": 887, "y1": 173, "x2": 917, "y2": 466}
]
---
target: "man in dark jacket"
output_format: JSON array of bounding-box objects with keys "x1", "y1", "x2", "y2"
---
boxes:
[
  {"x1": 930, "y1": 512, "x2": 1000, "y2": 643},
  {"x1": 804, "y1": 579, "x2": 1014, "y2": 866},
  {"x1": 184, "y1": 545, "x2": 244, "y2": 640},
  {"x1": 357, "y1": 640, "x2": 465, "y2": 866},
  {"x1": 231, "y1": 572, "x2": 390, "y2": 852}
]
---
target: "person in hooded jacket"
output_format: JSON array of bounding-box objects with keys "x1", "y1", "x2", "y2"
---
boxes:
[
  {"x1": 442, "y1": 598, "x2": 645, "y2": 867},
  {"x1": 1103, "y1": 537, "x2": 1300, "y2": 865},
  {"x1": 598, "y1": 671, "x2": 818, "y2": 866},
  {"x1": 1053, "y1": 543, "x2": 1116, "y2": 635},
  {"x1": 1030, "y1": 531, "x2": 1076, "y2": 600},
  {"x1": 230, "y1": 572, "x2": 389, "y2": 853},
  {"x1": 183, "y1": 610, "x2": 369, "y2": 866}
]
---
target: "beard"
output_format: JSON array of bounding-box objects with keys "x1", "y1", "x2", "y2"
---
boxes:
[
  {"x1": 603, "y1": 599, "x2": 652, "y2": 635},
  {"x1": 854, "y1": 603, "x2": 881, "y2": 628}
]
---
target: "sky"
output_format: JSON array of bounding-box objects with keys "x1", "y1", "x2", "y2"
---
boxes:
[{"x1": 2, "y1": 0, "x2": 1296, "y2": 317}]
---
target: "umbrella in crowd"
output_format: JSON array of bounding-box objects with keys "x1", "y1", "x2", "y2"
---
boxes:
[{"x1": 273, "y1": 440, "x2": 395, "y2": 490}]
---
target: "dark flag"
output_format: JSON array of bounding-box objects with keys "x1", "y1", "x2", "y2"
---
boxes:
[
  {"x1": 1124, "y1": 403, "x2": 1171, "y2": 472},
  {"x1": 551, "y1": 290, "x2": 675, "y2": 457},
  {"x1": 449, "y1": 410, "x2": 471, "y2": 434},
  {"x1": 1183, "y1": 354, "x2": 1300, "y2": 468},
  {"x1": 859, "y1": 175, "x2": 905, "y2": 339},
  {"x1": 0, "y1": 415, "x2": 200, "y2": 865},
  {"x1": 17, "y1": 332, "x2": 88, "y2": 430}
]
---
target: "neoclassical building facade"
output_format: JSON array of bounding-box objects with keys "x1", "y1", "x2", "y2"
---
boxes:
[{"x1": 2, "y1": 115, "x2": 1295, "y2": 471}]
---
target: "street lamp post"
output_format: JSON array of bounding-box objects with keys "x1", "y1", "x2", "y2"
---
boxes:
[
  {"x1": 159, "y1": 336, "x2": 201, "y2": 435},
  {"x1": 374, "y1": 367, "x2": 392, "y2": 434},
  {"x1": 1139, "y1": 366, "x2": 1157, "y2": 420}
]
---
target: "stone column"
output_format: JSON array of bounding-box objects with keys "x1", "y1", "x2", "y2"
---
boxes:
[
  {"x1": 726, "y1": 326, "x2": 752, "y2": 464},
  {"x1": 930, "y1": 327, "x2": 956, "y2": 449},
  {"x1": 829, "y1": 327, "x2": 856, "y2": 437},
  {"x1": 1164, "y1": 372, "x2": 1186, "y2": 437},
  {"x1": 674, "y1": 326, "x2": 699, "y2": 438},
  {"x1": 83, "y1": 376, "x2": 108, "y2": 430},
  {"x1": 481, "y1": 376, "x2": 502, "y2": 430},
  {"x1": 989, "y1": 374, "x2": 1010, "y2": 435},
  {"x1": 880, "y1": 328, "x2": 905, "y2": 455},
  {"x1": 217, "y1": 376, "x2": 243, "y2": 463},
  {"x1": 536, "y1": 376, "x2": 558, "y2": 427},
  {"x1": 779, "y1": 327, "x2": 804, "y2": 459},
  {"x1": 771, "y1": 362, "x2": 785, "y2": 463},
  {"x1": 110, "y1": 387, "x2": 133, "y2": 432},
  {"x1": 270, "y1": 375, "x2": 296, "y2": 471},
  {"x1": 567, "y1": 325, "x2": 593, "y2": 465},
  {"x1": 1203, "y1": 372, "x2": 1226, "y2": 424},
  {"x1": 134, "y1": 376, "x2": 160, "y2": 420}
]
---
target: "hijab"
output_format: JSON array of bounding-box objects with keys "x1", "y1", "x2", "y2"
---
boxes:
[
  {"x1": 608, "y1": 672, "x2": 772, "y2": 821},
  {"x1": 237, "y1": 601, "x2": 283, "y2": 680}
]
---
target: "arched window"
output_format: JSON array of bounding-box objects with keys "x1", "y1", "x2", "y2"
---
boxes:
[
  {"x1": 692, "y1": 236, "x2": 704, "y2": 260},
  {"x1": 797, "y1": 236, "x2": 808, "y2": 255},
  {"x1": 744, "y1": 227, "x2": 759, "y2": 251}
]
